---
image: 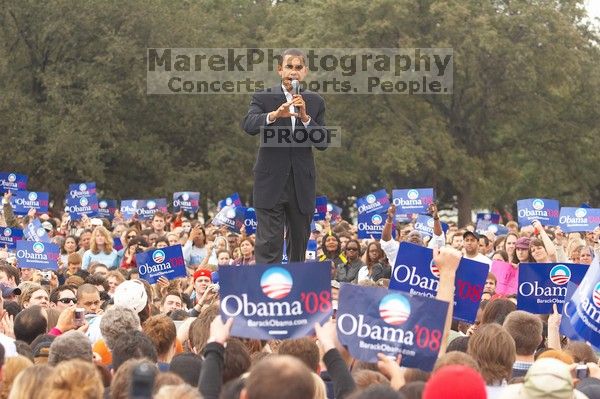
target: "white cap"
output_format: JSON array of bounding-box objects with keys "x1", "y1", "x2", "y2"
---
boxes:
[
  {"x1": 90, "y1": 218, "x2": 103, "y2": 227},
  {"x1": 113, "y1": 280, "x2": 148, "y2": 314}
]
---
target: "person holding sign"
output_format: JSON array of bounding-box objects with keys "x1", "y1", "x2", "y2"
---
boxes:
[
  {"x1": 242, "y1": 48, "x2": 328, "y2": 264},
  {"x1": 381, "y1": 203, "x2": 444, "y2": 265}
]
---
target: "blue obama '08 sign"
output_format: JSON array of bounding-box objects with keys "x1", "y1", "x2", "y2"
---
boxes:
[
  {"x1": 0, "y1": 227, "x2": 23, "y2": 249},
  {"x1": 357, "y1": 212, "x2": 386, "y2": 239},
  {"x1": 389, "y1": 242, "x2": 488, "y2": 323},
  {"x1": 24, "y1": 219, "x2": 51, "y2": 243},
  {"x1": 65, "y1": 182, "x2": 98, "y2": 220},
  {"x1": 518, "y1": 263, "x2": 589, "y2": 314},
  {"x1": 16, "y1": 241, "x2": 59, "y2": 270},
  {"x1": 336, "y1": 284, "x2": 448, "y2": 371},
  {"x1": 565, "y1": 255, "x2": 600, "y2": 348},
  {"x1": 173, "y1": 192, "x2": 200, "y2": 213},
  {"x1": 356, "y1": 189, "x2": 389, "y2": 215},
  {"x1": 219, "y1": 262, "x2": 332, "y2": 340},
  {"x1": 11, "y1": 191, "x2": 49, "y2": 215},
  {"x1": 135, "y1": 244, "x2": 187, "y2": 284},
  {"x1": 313, "y1": 196, "x2": 328, "y2": 221},
  {"x1": 517, "y1": 198, "x2": 560, "y2": 226},
  {"x1": 392, "y1": 188, "x2": 434, "y2": 214},
  {"x1": 558, "y1": 207, "x2": 600, "y2": 233},
  {"x1": 0, "y1": 172, "x2": 27, "y2": 193}
]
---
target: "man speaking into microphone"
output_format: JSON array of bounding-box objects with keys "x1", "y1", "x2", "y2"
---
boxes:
[{"x1": 241, "y1": 48, "x2": 328, "y2": 264}]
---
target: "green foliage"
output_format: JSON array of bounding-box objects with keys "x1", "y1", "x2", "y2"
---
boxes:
[{"x1": 0, "y1": 0, "x2": 598, "y2": 224}]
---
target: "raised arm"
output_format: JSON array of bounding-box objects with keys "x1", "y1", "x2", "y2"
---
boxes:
[
  {"x1": 532, "y1": 220, "x2": 557, "y2": 261},
  {"x1": 434, "y1": 246, "x2": 461, "y2": 357}
]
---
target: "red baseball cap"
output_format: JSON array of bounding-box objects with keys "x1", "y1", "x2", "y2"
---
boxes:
[{"x1": 193, "y1": 269, "x2": 212, "y2": 283}]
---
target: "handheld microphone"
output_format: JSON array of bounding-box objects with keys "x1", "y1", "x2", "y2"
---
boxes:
[
  {"x1": 291, "y1": 79, "x2": 299, "y2": 114},
  {"x1": 292, "y1": 79, "x2": 300, "y2": 95}
]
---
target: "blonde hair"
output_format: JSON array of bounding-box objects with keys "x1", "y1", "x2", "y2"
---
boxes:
[
  {"x1": 8, "y1": 364, "x2": 53, "y2": 399},
  {"x1": 1, "y1": 356, "x2": 34, "y2": 399},
  {"x1": 90, "y1": 226, "x2": 113, "y2": 255},
  {"x1": 45, "y1": 359, "x2": 103, "y2": 399},
  {"x1": 154, "y1": 385, "x2": 201, "y2": 399},
  {"x1": 107, "y1": 270, "x2": 125, "y2": 285},
  {"x1": 18, "y1": 283, "x2": 46, "y2": 308},
  {"x1": 311, "y1": 372, "x2": 327, "y2": 399}
]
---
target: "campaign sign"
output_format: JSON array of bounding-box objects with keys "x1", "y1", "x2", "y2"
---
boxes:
[
  {"x1": 173, "y1": 192, "x2": 200, "y2": 213},
  {"x1": 0, "y1": 172, "x2": 27, "y2": 193},
  {"x1": 357, "y1": 212, "x2": 386, "y2": 239},
  {"x1": 0, "y1": 227, "x2": 23, "y2": 249},
  {"x1": 11, "y1": 191, "x2": 49, "y2": 215},
  {"x1": 306, "y1": 240, "x2": 317, "y2": 260},
  {"x1": 356, "y1": 189, "x2": 389, "y2": 215},
  {"x1": 558, "y1": 207, "x2": 600, "y2": 233},
  {"x1": 475, "y1": 213, "x2": 500, "y2": 233},
  {"x1": 113, "y1": 237, "x2": 123, "y2": 252},
  {"x1": 121, "y1": 199, "x2": 167, "y2": 220},
  {"x1": 337, "y1": 284, "x2": 448, "y2": 370},
  {"x1": 389, "y1": 242, "x2": 488, "y2": 323},
  {"x1": 219, "y1": 262, "x2": 332, "y2": 340},
  {"x1": 96, "y1": 199, "x2": 117, "y2": 220},
  {"x1": 395, "y1": 213, "x2": 413, "y2": 223},
  {"x1": 218, "y1": 193, "x2": 242, "y2": 210},
  {"x1": 136, "y1": 244, "x2": 186, "y2": 284},
  {"x1": 67, "y1": 182, "x2": 96, "y2": 198},
  {"x1": 517, "y1": 263, "x2": 589, "y2": 314},
  {"x1": 565, "y1": 255, "x2": 600, "y2": 348},
  {"x1": 560, "y1": 282, "x2": 584, "y2": 342},
  {"x1": 490, "y1": 260, "x2": 518, "y2": 295},
  {"x1": 517, "y1": 199, "x2": 560, "y2": 226},
  {"x1": 327, "y1": 203, "x2": 343, "y2": 220},
  {"x1": 413, "y1": 215, "x2": 448, "y2": 239},
  {"x1": 392, "y1": 188, "x2": 434, "y2": 214},
  {"x1": 244, "y1": 207, "x2": 257, "y2": 235},
  {"x1": 65, "y1": 182, "x2": 98, "y2": 220},
  {"x1": 282, "y1": 241, "x2": 288, "y2": 264},
  {"x1": 313, "y1": 196, "x2": 328, "y2": 221},
  {"x1": 15, "y1": 240, "x2": 59, "y2": 270},
  {"x1": 213, "y1": 205, "x2": 246, "y2": 233},
  {"x1": 487, "y1": 224, "x2": 508, "y2": 235},
  {"x1": 24, "y1": 219, "x2": 51, "y2": 243}
]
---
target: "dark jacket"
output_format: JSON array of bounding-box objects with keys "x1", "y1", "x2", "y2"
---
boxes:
[
  {"x1": 241, "y1": 86, "x2": 327, "y2": 215},
  {"x1": 335, "y1": 258, "x2": 364, "y2": 283}
]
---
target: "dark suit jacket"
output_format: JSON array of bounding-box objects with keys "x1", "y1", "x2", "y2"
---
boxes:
[{"x1": 241, "y1": 86, "x2": 327, "y2": 215}]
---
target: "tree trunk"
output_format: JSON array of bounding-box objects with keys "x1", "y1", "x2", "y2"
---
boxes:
[{"x1": 457, "y1": 185, "x2": 473, "y2": 228}]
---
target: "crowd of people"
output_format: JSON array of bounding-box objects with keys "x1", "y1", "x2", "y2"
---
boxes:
[{"x1": 0, "y1": 190, "x2": 600, "y2": 398}]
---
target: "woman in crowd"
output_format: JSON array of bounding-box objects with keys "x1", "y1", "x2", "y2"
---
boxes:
[
  {"x1": 357, "y1": 241, "x2": 390, "y2": 282},
  {"x1": 120, "y1": 236, "x2": 149, "y2": 270},
  {"x1": 511, "y1": 237, "x2": 534, "y2": 266},
  {"x1": 319, "y1": 233, "x2": 347, "y2": 270},
  {"x1": 578, "y1": 245, "x2": 594, "y2": 265},
  {"x1": 335, "y1": 239, "x2": 365, "y2": 283},
  {"x1": 59, "y1": 235, "x2": 78, "y2": 267},
  {"x1": 115, "y1": 227, "x2": 139, "y2": 265},
  {"x1": 503, "y1": 232, "x2": 518, "y2": 264},
  {"x1": 492, "y1": 250, "x2": 509, "y2": 262},
  {"x1": 182, "y1": 224, "x2": 207, "y2": 267},
  {"x1": 233, "y1": 238, "x2": 255, "y2": 266},
  {"x1": 82, "y1": 226, "x2": 118, "y2": 269}
]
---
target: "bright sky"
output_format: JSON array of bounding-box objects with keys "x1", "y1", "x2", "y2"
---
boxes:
[{"x1": 584, "y1": 0, "x2": 600, "y2": 29}]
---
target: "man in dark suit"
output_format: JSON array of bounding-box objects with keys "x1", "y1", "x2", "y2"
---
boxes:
[{"x1": 242, "y1": 48, "x2": 328, "y2": 264}]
